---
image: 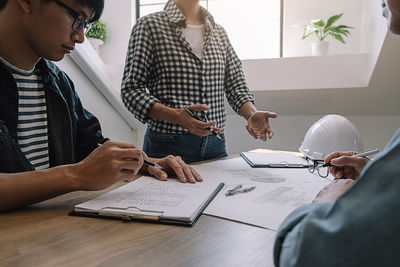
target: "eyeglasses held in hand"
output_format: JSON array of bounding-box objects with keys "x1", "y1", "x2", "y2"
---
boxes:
[{"x1": 306, "y1": 159, "x2": 330, "y2": 178}]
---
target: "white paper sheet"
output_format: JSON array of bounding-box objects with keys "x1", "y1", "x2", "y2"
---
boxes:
[
  {"x1": 241, "y1": 151, "x2": 308, "y2": 166},
  {"x1": 193, "y1": 156, "x2": 332, "y2": 230},
  {"x1": 74, "y1": 176, "x2": 222, "y2": 222}
]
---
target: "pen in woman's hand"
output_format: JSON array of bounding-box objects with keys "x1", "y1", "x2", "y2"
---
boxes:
[{"x1": 183, "y1": 105, "x2": 223, "y2": 140}]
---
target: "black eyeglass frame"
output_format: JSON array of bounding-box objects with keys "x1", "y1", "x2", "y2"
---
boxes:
[
  {"x1": 53, "y1": 0, "x2": 92, "y2": 34},
  {"x1": 306, "y1": 158, "x2": 330, "y2": 178}
]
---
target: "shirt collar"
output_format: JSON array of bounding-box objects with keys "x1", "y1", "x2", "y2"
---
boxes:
[{"x1": 164, "y1": 0, "x2": 216, "y2": 30}]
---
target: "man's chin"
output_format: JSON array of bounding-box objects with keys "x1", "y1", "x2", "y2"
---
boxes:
[
  {"x1": 46, "y1": 54, "x2": 66, "y2": 62},
  {"x1": 390, "y1": 23, "x2": 400, "y2": 34}
]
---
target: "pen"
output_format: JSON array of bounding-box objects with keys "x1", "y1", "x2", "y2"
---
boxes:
[
  {"x1": 183, "y1": 106, "x2": 223, "y2": 140},
  {"x1": 97, "y1": 143, "x2": 162, "y2": 169},
  {"x1": 352, "y1": 148, "x2": 379, "y2": 158},
  {"x1": 323, "y1": 148, "x2": 380, "y2": 167},
  {"x1": 226, "y1": 184, "x2": 242, "y2": 195},
  {"x1": 143, "y1": 160, "x2": 163, "y2": 169},
  {"x1": 225, "y1": 185, "x2": 256, "y2": 196}
]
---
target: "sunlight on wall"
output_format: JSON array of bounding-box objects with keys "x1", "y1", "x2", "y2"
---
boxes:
[
  {"x1": 208, "y1": 0, "x2": 280, "y2": 59},
  {"x1": 138, "y1": 0, "x2": 280, "y2": 60}
]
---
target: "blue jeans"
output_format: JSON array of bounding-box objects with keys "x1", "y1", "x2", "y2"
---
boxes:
[{"x1": 143, "y1": 129, "x2": 227, "y2": 163}]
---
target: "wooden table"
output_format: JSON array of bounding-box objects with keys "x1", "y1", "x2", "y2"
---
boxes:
[{"x1": 0, "y1": 181, "x2": 277, "y2": 267}]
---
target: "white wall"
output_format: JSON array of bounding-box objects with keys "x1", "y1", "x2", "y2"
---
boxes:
[
  {"x1": 99, "y1": 0, "x2": 134, "y2": 66},
  {"x1": 362, "y1": 0, "x2": 389, "y2": 79},
  {"x1": 55, "y1": 56, "x2": 136, "y2": 144},
  {"x1": 98, "y1": 0, "x2": 136, "y2": 90},
  {"x1": 284, "y1": 0, "x2": 363, "y2": 57},
  {"x1": 242, "y1": 54, "x2": 369, "y2": 91}
]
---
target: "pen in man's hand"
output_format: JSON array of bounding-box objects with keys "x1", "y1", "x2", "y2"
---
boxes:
[
  {"x1": 352, "y1": 148, "x2": 379, "y2": 158},
  {"x1": 97, "y1": 143, "x2": 162, "y2": 169},
  {"x1": 323, "y1": 148, "x2": 380, "y2": 167},
  {"x1": 182, "y1": 105, "x2": 223, "y2": 140},
  {"x1": 144, "y1": 160, "x2": 163, "y2": 169}
]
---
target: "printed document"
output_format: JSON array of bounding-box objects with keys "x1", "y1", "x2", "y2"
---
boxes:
[
  {"x1": 193, "y1": 155, "x2": 331, "y2": 230},
  {"x1": 74, "y1": 176, "x2": 223, "y2": 224}
]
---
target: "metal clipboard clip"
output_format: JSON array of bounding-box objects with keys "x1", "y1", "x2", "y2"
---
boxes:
[{"x1": 99, "y1": 206, "x2": 164, "y2": 221}]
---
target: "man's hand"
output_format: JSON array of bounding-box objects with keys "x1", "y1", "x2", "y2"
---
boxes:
[
  {"x1": 246, "y1": 111, "x2": 278, "y2": 141},
  {"x1": 325, "y1": 151, "x2": 370, "y2": 180},
  {"x1": 177, "y1": 104, "x2": 222, "y2": 137},
  {"x1": 142, "y1": 155, "x2": 203, "y2": 183},
  {"x1": 70, "y1": 141, "x2": 145, "y2": 190},
  {"x1": 313, "y1": 179, "x2": 355, "y2": 203}
]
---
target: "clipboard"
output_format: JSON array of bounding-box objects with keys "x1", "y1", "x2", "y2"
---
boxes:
[
  {"x1": 69, "y1": 177, "x2": 224, "y2": 227},
  {"x1": 240, "y1": 152, "x2": 309, "y2": 168}
]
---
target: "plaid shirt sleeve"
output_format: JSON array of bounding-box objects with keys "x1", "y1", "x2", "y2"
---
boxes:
[
  {"x1": 121, "y1": 17, "x2": 159, "y2": 124},
  {"x1": 220, "y1": 27, "x2": 255, "y2": 114}
]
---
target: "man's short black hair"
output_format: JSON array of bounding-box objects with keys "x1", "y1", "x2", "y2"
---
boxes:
[
  {"x1": 83, "y1": 0, "x2": 104, "y2": 23},
  {"x1": 0, "y1": 0, "x2": 7, "y2": 10},
  {"x1": 0, "y1": 0, "x2": 104, "y2": 22}
]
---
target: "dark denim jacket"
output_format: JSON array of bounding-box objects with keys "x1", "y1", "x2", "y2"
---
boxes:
[{"x1": 0, "y1": 58, "x2": 107, "y2": 173}]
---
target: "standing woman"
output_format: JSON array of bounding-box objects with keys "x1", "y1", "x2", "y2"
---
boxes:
[{"x1": 121, "y1": 0, "x2": 277, "y2": 163}]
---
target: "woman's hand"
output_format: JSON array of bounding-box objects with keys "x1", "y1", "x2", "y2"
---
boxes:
[
  {"x1": 177, "y1": 104, "x2": 222, "y2": 137},
  {"x1": 246, "y1": 111, "x2": 278, "y2": 141}
]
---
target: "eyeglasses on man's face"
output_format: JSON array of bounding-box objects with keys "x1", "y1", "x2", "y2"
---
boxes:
[
  {"x1": 306, "y1": 158, "x2": 330, "y2": 178},
  {"x1": 53, "y1": 0, "x2": 92, "y2": 34}
]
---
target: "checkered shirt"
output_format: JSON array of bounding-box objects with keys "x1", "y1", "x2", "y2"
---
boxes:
[{"x1": 121, "y1": 0, "x2": 254, "y2": 133}]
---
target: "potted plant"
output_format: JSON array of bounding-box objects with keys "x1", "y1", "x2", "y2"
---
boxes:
[
  {"x1": 301, "y1": 13, "x2": 353, "y2": 56},
  {"x1": 86, "y1": 20, "x2": 107, "y2": 53}
]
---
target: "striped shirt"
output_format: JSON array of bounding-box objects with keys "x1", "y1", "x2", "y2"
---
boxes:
[
  {"x1": 0, "y1": 58, "x2": 50, "y2": 170},
  {"x1": 121, "y1": 0, "x2": 254, "y2": 134}
]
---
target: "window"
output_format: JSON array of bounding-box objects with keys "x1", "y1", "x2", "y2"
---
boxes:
[{"x1": 136, "y1": 0, "x2": 282, "y2": 59}]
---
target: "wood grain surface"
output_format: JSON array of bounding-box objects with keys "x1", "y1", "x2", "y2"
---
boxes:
[{"x1": 0, "y1": 181, "x2": 276, "y2": 267}]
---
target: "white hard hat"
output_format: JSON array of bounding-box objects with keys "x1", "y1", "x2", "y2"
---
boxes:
[{"x1": 299, "y1": 114, "x2": 364, "y2": 160}]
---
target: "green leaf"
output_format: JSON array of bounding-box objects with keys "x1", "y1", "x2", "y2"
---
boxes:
[
  {"x1": 312, "y1": 19, "x2": 325, "y2": 28},
  {"x1": 302, "y1": 30, "x2": 317, "y2": 40},
  {"x1": 338, "y1": 30, "x2": 350, "y2": 36},
  {"x1": 325, "y1": 13, "x2": 343, "y2": 29},
  {"x1": 336, "y1": 24, "x2": 354, "y2": 29},
  {"x1": 86, "y1": 20, "x2": 107, "y2": 42},
  {"x1": 301, "y1": 25, "x2": 318, "y2": 39},
  {"x1": 323, "y1": 26, "x2": 331, "y2": 33},
  {"x1": 329, "y1": 33, "x2": 346, "y2": 43},
  {"x1": 330, "y1": 27, "x2": 351, "y2": 36}
]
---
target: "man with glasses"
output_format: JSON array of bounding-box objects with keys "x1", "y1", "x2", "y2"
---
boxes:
[
  {"x1": 0, "y1": 0, "x2": 202, "y2": 212},
  {"x1": 273, "y1": 1, "x2": 400, "y2": 265},
  {"x1": 52, "y1": 0, "x2": 93, "y2": 34}
]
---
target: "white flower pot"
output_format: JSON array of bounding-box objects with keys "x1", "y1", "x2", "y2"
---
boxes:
[
  {"x1": 311, "y1": 41, "x2": 329, "y2": 56},
  {"x1": 88, "y1": 37, "x2": 104, "y2": 54}
]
